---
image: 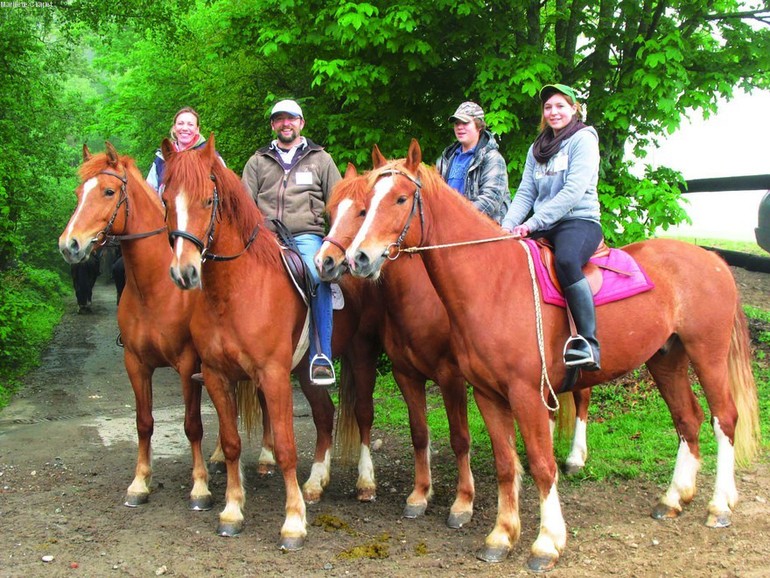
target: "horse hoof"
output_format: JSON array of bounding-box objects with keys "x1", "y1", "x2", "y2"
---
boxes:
[
  {"x1": 527, "y1": 553, "x2": 559, "y2": 573},
  {"x1": 208, "y1": 461, "x2": 226, "y2": 475},
  {"x1": 476, "y1": 545, "x2": 510, "y2": 563},
  {"x1": 403, "y1": 503, "x2": 427, "y2": 519},
  {"x1": 563, "y1": 462, "x2": 584, "y2": 476},
  {"x1": 257, "y1": 464, "x2": 276, "y2": 476},
  {"x1": 447, "y1": 510, "x2": 472, "y2": 529},
  {"x1": 278, "y1": 535, "x2": 305, "y2": 551},
  {"x1": 706, "y1": 511, "x2": 732, "y2": 528},
  {"x1": 217, "y1": 521, "x2": 243, "y2": 537},
  {"x1": 651, "y1": 502, "x2": 681, "y2": 520},
  {"x1": 303, "y1": 491, "x2": 322, "y2": 505},
  {"x1": 189, "y1": 495, "x2": 214, "y2": 511},
  {"x1": 357, "y1": 488, "x2": 376, "y2": 502},
  {"x1": 124, "y1": 493, "x2": 149, "y2": 507}
]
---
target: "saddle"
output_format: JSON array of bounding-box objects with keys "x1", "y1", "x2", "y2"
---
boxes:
[
  {"x1": 272, "y1": 219, "x2": 316, "y2": 307},
  {"x1": 524, "y1": 238, "x2": 654, "y2": 308},
  {"x1": 535, "y1": 238, "x2": 611, "y2": 296}
]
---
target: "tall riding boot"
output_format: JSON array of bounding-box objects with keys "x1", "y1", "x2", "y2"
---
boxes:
[{"x1": 563, "y1": 278, "x2": 601, "y2": 371}]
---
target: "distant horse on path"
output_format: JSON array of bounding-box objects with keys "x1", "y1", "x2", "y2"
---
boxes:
[
  {"x1": 346, "y1": 139, "x2": 760, "y2": 572},
  {"x1": 70, "y1": 250, "x2": 101, "y2": 313}
]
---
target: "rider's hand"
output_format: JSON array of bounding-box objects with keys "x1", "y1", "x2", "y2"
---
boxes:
[{"x1": 511, "y1": 225, "x2": 530, "y2": 238}]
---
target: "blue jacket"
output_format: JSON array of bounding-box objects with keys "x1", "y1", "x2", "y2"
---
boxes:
[{"x1": 436, "y1": 130, "x2": 510, "y2": 224}]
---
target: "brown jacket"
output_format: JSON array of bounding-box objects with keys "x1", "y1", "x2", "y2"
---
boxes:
[{"x1": 241, "y1": 139, "x2": 341, "y2": 236}]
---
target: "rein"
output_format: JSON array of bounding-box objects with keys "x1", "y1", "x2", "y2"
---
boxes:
[{"x1": 167, "y1": 174, "x2": 261, "y2": 263}]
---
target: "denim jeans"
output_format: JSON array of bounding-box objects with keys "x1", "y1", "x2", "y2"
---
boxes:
[{"x1": 295, "y1": 234, "x2": 333, "y2": 364}]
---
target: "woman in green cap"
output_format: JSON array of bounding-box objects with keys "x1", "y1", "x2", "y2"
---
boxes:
[{"x1": 501, "y1": 83, "x2": 602, "y2": 370}]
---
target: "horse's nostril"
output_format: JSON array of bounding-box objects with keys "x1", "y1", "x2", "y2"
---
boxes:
[{"x1": 354, "y1": 251, "x2": 370, "y2": 270}]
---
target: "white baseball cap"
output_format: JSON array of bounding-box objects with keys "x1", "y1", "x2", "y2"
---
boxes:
[{"x1": 270, "y1": 99, "x2": 303, "y2": 119}]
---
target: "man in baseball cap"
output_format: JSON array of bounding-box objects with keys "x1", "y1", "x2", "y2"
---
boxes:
[
  {"x1": 242, "y1": 99, "x2": 341, "y2": 385},
  {"x1": 436, "y1": 101, "x2": 510, "y2": 224}
]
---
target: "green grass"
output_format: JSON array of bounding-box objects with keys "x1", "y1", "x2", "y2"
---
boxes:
[
  {"x1": 658, "y1": 235, "x2": 768, "y2": 257},
  {"x1": 369, "y1": 307, "x2": 770, "y2": 485}
]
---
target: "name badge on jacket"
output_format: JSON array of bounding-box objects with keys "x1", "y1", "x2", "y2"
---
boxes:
[{"x1": 296, "y1": 171, "x2": 313, "y2": 185}]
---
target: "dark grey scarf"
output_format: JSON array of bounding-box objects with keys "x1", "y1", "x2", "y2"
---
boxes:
[{"x1": 533, "y1": 118, "x2": 586, "y2": 164}]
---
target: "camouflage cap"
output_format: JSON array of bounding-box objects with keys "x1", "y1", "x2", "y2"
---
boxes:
[{"x1": 449, "y1": 101, "x2": 485, "y2": 123}]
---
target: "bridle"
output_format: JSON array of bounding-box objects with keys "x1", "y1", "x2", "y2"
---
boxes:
[
  {"x1": 167, "y1": 174, "x2": 260, "y2": 262},
  {"x1": 376, "y1": 168, "x2": 424, "y2": 260},
  {"x1": 91, "y1": 169, "x2": 166, "y2": 245}
]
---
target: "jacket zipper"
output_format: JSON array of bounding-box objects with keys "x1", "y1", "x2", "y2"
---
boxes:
[{"x1": 277, "y1": 169, "x2": 289, "y2": 223}]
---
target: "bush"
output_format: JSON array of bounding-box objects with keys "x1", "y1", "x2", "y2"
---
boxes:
[{"x1": 0, "y1": 265, "x2": 67, "y2": 407}]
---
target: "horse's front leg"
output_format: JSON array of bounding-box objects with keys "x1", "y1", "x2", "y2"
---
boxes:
[
  {"x1": 179, "y1": 352, "x2": 212, "y2": 511},
  {"x1": 565, "y1": 388, "x2": 590, "y2": 474},
  {"x1": 471, "y1": 389, "x2": 522, "y2": 563},
  {"x1": 436, "y1": 369, "x2": 474, "y2": 528},
  {"x1": 204, "y1": 370, "x2": 245, "y2": 536},
  {"x1": 515, "y1": 389, "x2": 566, "y2": 573},
  {"x1": 261, "y1": 365, "x2": 307, "y2": 550},
  {"x1": 296, "y1": 361, "x2": 335, "y2": 504},
  {"x1": 123, "y1": 351, "x2": 154, "y2": 507}
]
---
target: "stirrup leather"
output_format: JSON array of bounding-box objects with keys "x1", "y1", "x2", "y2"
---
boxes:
[{"x1": 563, "y1": 335, "x2": 596, "y2": 367}]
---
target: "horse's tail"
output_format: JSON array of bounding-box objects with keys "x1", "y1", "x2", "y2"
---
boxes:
[
  {"x1": 236, "y1": 380, "x2": 262, "y2": 442},
  {"x1": 334, "y1": 355, "x2": 360, "y2": 466},
  {"x1": 729, "y1": 306, "x2": 761, "y2": 468},
  {"x1": 554, "y1": 392, "x2": 577, "y2": 440}
]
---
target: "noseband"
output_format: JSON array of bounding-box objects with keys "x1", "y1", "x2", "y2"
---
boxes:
[
  {"x1": 167, "y1": 174, "x2": 260, "y2": 263},
  {"x1": 376, "y1": 168, "x2": 424, "y2": 260}
]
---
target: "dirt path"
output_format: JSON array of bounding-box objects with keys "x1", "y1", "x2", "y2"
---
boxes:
[{"x1": 1, "y1": 275, "x2": 769, "y2": 578}]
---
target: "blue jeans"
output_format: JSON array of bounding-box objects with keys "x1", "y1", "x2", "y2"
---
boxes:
[{"x1": 295, "y1": 234, "x2": 333, "y2": 365}]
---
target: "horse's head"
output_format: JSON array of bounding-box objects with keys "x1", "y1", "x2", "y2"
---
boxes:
[
  {"x1": 59, "y1": 142, "x2": 132, "y2": 263},
  {"x1": 161, "y1": 133, "x2": 221, "y2": 290},
  {"x1": 316, "y1": 160, "x2": 376, "y2": 281},
  {"x1": 347, "y1": 139, "x2": 424, "y2": 279}
]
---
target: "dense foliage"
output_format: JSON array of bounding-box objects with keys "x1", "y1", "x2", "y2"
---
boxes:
[{"x1": 1, "y1": 1, "x2": 769, "y2": 405}]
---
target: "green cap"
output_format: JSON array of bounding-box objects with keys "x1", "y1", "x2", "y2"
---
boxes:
[{"x1": 540, "y1": 84, "x2": 578, "y2": 103}]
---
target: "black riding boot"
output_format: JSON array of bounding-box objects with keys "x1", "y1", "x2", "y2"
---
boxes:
[{"x1": 563, "y1": 278, "x2": 601, "y2": 371}]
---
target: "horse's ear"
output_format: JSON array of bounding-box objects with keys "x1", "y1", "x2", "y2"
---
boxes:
[
  {"x1": 202, "y1": 132, "x2": 216, "y2": 167},
  {"x1": 344, "y1": 162, "x2": 358, "y2": 178},
  {"x1": 161, "y1": 138, "x2": 175, "y2": 160},
  {"x1": 405, "y1": 139, "x2": 422, "y2": 173},
  {"x1": 372, "y1": 144, "x2": 387, "y2": 168},
  {"x1": 105, "y1": 141, "x2": 119, "y2": 167},
  {"x1": 82, "y1": 144, "x2": 92, "y2": 162}
]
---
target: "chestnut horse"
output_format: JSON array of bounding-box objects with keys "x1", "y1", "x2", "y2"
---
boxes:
[
  {"x1": 346, "y1": 140, "x2": 760, "y2": 572},
  {"x1": 317, "y1": 162, "x2": 477, "y2": 527},
  {"x1": 160, "y1": 134, "x2": 384, "y2": 546},
  {"x1": 58, "y1": 143, "x2": 212, "y2": 510}
]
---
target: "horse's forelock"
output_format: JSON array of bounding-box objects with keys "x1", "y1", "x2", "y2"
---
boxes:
[
  {"x1": 164, "y1": 148, "x2": 212, "y2": 203},
  {"x1": 329, "y1": 174, "x2": 369, "y2": 213}
]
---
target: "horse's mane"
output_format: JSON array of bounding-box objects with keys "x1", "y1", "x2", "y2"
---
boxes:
[
  {"x1": 78, "y1": 152, "x2": 163, "y2": 212},
  {"x1": 164, "y1": 147, "x2": 278, "y2": 265}
]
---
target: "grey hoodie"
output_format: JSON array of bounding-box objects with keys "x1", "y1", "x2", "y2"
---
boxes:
[{"x1": 502, "y1": 126, "x2": 600, "y2": 233}]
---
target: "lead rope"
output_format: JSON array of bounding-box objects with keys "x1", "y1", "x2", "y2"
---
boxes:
[{"x1": 519, "y1": 240, "x2": 559, "y2": 412}]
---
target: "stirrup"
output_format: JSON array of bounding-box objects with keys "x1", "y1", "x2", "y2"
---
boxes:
[
  {"x1": 563, "y1": 335, "x2": 597, "y2": 367},
  {"x1": 309, "y1": 353, "x2": 336, "y2": 386}
]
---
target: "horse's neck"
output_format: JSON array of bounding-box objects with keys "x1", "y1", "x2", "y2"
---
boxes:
[
  {"x1": 418, "y1": 190, "x2": 526, "y2": 307},
  {"x1": 119, "y1": 179, "x2": 172, "y2": 291}
]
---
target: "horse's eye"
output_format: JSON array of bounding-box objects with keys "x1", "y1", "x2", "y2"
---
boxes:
[
  {"x1": 105, "y1": 188, "x2": 116, "y2": 197},
  {"x1": 397, "y1": 196, "x2": 408, "y2": 205},
  {"x1": 204, "y1": 197, "x2": 214, "y2": 208},
  {"x1": 358, "y1": 209, "x2": 367, "y2": 217}
]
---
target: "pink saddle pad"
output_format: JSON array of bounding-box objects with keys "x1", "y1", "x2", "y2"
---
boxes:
[{"x1": 523, "y1": 239, "x2": 655, "y2": 308}]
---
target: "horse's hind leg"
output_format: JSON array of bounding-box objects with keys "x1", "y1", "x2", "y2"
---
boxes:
[
  {"x1": 645, "y1": 342, "x2": 706, "y2": 520},
  {"x1": 297, "y1": 361, "x2": 335, "y2": 504},
  {"x1": 123, "y1": 354, "x2": 154, "y2": 507},
  {"x1": 436, "y1": 370, "x2": 474, "y2": 528}
]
